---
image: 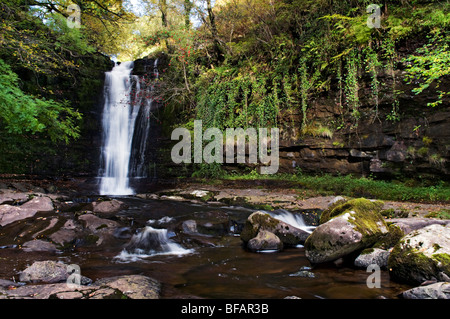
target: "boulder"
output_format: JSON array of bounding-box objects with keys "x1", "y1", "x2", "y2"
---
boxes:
[
  {"x1": 402, "y1": 282, "x2": 450, "y2": 299},
  {"x1": 241, "y1": 211, "x2": 310, "y2": 247},
  {"x1": 305, "y1": 198, "x2": 389, "y2": 264},
  {"x1": 247, "y1": 230, "x2": 283, "y2": 252},
  {"x1": 19, "y1": 260, "x2": 71, "y2": 283},
  {"x1": 0, "y1": 196, "x2": 54, "y2": 226},
  {"x1": 388, "y1": 224, "x2": 450, "y2": 285},
  {"x1": 354, "y1": 248, "x2": 390, "y2": 269}
]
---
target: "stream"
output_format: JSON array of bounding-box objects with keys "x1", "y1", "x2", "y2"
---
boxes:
[{"x1": 0, "y1": 195, "x2": 412, "y2": 299}]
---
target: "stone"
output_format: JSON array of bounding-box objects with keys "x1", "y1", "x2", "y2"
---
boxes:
[
  {"x1": 22, "y1": 239, "x2": 58, "y2": 253},
  {"x1": 19, "y1": 260, "x2": 70, "y2": 283},
  {"x1": 241, "y1": 211, "x2": 310, "y2": 246},
  {"x1": 388, "y1": 224, "x2": 450, "y2": 285},
  {"x1": 1, "y1": 274, "x2": 161, "y2": 299},
  {"x1": 95, "y1": 275, "x2": 160, "y2": 299},
  {"x1": 0, "y1": 196, "x2": 53, "y2": 226},
  {"x1": 354, "y1": 248, "x2": 390, "y2": 269},
  {"x1": 247, "y1": 230, "x2": 283, "y2": 252},
  {"x1": 305, "y1": 198, "x2": 388, "y2": 264},
  {"x1": 78, "y1": 213, "x2": 119, "y2": 232},
  {"x1": 402, "y1": 282, "x2": 450, "y2": 299},
  {"x1": 182, "y1": 219, "x2": 198, "y2": 234},
  {"x1": 92, "y1": 199, "x2": 126, "y2": 214},
  {"x1": 387, "y1": 218, "x2": 450, "y2": 234},
  {"x1": 21, "y1": 196, "x2": 54, "y2": 212}
]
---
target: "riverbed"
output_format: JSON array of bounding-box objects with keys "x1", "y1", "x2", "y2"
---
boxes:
[{"x1": 0, "y1": 194, "x2": 413, "y2": 299}]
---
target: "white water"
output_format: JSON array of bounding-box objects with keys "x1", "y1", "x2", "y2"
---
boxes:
[
  {"x1": 115, "y1": 225, "x2": 192, "y2": 262},
  {"x1": 99, "y1": 62, "x2": 138, "y2": 195},
  {"x1": 269, "y1": 209, "x2": 316, "y2": 234}
]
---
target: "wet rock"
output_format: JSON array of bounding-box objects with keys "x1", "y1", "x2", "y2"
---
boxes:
[
  {"x1": 354, "y1": 248, "x2": 390, "y2": 269},
  {"x1": 0, "y1": 196, "x2": 54, "y2": 226},
  {"x1": 182, "y1": 220, "x2": 198, "y2": 234},
  {"x1": 78, "y1": 213, "x2": 119, "y2": 232},
  {"x1": 0, "y1": 190, "x2": 29, "y2": 205},
  {"x1": 95, "y1": 275, "x2": 160, "y2": 299},
  {"x1": 92, "y1": 199, "x2": 127, "y2": 215},
  {"x1": 247, "y1": 230, "x2": 283, "y2": 252},
  {"x1": 305, "y1": 198, "x2": 388, "y2": 264},
  {"x1": 22, "y1": 239, "x2": 58, "y2": 253},
  {"x1": 1, "y1": 274, "x2": 161, "y2": 299},
  {"x1": 49, "y1": 219, "x2": 83, "y2": 246},
  {"x1": 388, "y1": 224, "x2": 450, "y2": 285},
  {"x1": 241, "y1": 211, "x2": 310, "y2": 247},
  {"x1": 402, "y1": 282, "x2": 450, "y2": 299},
  {"x1": 19, "y1": 260, "x2": 71, "y2": 283}
]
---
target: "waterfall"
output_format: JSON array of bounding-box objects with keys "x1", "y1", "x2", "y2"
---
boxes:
[{"x1": 99, "y1": 59, "x2": 158, "y2": 195}]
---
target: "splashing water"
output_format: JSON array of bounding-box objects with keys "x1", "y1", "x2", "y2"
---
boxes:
[{"x1": 115, "y1": 225, "x2": 192, "y2": 262}]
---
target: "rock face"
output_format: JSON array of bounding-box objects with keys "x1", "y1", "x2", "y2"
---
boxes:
[
  {"x1": 388, "y1": 224, "x2": 450, "y2": 285},
  {"x1": 241, "y1": 211, "x2": 310, "y2": 252},
  {"x1": 305, "y1": 198, "x2": 388, "y2": 264}
]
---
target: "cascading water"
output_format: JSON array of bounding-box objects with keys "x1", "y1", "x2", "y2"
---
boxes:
[
  {"x1": 115, "y1": 224, "x2": 192, "y2": 262},
  {"x1": 99, "y1": 60, "x2": 158, "y2": 195},
  {"x1": 99, "y1": 62, "x2": 136, "y2": 195}
]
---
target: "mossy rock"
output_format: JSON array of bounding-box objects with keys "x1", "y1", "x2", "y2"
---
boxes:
[
  {"x1": 373, "y1": 223, "x2": 405, "y2": 250},
  {"x1": 305, "y1": 198, "x2": 388, "y2": 264},
  {"x1": 319, "y1": 198, "x2": 384, "y2": 225},
  {"x1": 388, "y1": 224, "x2": 450, "y2": 285}
]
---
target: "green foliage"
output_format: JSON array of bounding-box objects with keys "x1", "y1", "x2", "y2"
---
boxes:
[
  {"x1": 0, "y1": 58, "x2": 81, "y2": 143},
  {"x1": 403, "y1": 30, "x2": 450, "y2": 107}
]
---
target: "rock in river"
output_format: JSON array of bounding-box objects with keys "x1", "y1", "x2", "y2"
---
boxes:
[
  {"x1": 388, "y1": 223, "x2": 450, "y2": 285},
  {"x1": 241, "y1": 211, "x2": 310, "y2": 251},
  {"x1": 305, "y1": 198, "x2": 388, "y2": 264}
]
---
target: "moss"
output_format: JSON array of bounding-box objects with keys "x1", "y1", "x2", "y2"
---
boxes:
[
  {"x1": 240, "y1": 212, "x2": 280, "y2": 242},
  {"x1": 388, "y1": 243, "x2": 439, "y2": 285},
  {"x1": 432, "y1": 253, "x2": 450, "y2": 273},
  {"x1": 320, "y1": 198, "x2": 384, "y2": 224},
  {"x1": 360, "y1": 247, "x2": 375, "y2": 255},
  {"x1": 373, "y1": 223, "x2": 405, "y2": 250}
]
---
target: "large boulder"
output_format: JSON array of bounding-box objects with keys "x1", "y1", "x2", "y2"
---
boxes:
[
  {"x1": 305, "y1": 198, "x2": 388, "y2": 264},
  {"x1": 241, "y1": 211, "x2": 310, "y2": 248},
  {"x1": 388, "y1": 224, "x2": 450, "y2": 285}
]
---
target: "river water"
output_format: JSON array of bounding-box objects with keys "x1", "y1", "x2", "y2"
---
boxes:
[{"x1": 0, "y1": 196, "x2": 412, "y2": 299}]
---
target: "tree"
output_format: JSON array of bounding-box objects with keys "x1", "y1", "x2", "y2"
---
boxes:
[{"x1": 0, "y1": 58, "x2": 81, "y2": 143}]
